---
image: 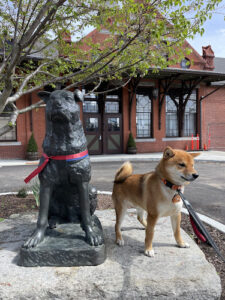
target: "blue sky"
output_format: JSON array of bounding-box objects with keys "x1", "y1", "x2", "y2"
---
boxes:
[{"x1": 187, "y1": 1, "x2": 225, "y2": 58}]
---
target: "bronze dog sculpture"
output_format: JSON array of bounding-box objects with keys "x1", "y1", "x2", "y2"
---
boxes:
[{"x1": 23, "y1": 89, "x2": 103, "y2": 248}]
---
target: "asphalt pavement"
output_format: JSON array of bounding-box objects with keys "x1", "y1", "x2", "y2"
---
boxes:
[{"x1": 0, "y1": 150, "x2": 225, "y2": 224}]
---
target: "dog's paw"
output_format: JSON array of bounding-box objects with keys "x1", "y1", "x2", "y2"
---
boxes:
[
  {"x1": 116, "y1": 239, "x2": 124, "y2": 246},
  {"x1": 85, "y1": 229, "x2": 103, "y2": 246},
  {"x1": 144, "y1": 249, "x2": 155, "y2": 257},
  {"x1": 177, "y1": 242, "x2": 190, "y2": 248},
  {"x1": 22, "y1": 229, "x2": 45, "y2": 249}
]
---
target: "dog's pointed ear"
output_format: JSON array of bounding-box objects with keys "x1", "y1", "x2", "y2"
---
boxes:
[
  {"x1": 37, "y1": 91, "x2": 51, "y2": 103},
  {"x1": 190, "y1": 152, "x2": 200, "y2": 158},
  {"x1": 74, "y1": 89, "x2": 84, "y2": 102},
  {"x1": 163, "y1": 146, "x2": 175, "y2": 160}
]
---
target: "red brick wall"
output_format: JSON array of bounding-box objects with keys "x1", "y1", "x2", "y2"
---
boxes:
[
  {"x1": 0, "y1": 145, "x2": 25, "y2": 159},
  {"x1": 1, "y1": 83, "x2": 225, "y2": 159},
  {"x1": 0, "y1": 92, "x2": 46, "y2": 159},
  {"x1": 30, "y1": 92, "x2": 46, "y2": 155},
  {"x1": 201, "y1": 86, "x2": 225, "y2": 150}
]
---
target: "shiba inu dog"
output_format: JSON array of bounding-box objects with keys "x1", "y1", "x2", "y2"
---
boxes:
[{"x1": 112, "y1": 146, "x2": 199, "y2": 257}]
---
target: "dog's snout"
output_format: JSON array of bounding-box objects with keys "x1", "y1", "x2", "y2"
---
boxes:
[{"x1": 192, "y1": 173, "x2": 199, "y2": 179}]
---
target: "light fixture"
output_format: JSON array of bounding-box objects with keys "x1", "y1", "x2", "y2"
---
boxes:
[{"x1": 152, "y1": 88, "x2": 159, "y2": 99}]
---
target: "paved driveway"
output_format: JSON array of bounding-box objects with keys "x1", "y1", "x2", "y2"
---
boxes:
[{"x1": 0, "y1": 161, "x2": 224, "y2": 224}]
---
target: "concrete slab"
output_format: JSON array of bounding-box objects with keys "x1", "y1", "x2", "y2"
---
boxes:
[{"x1": 0, "y1": 209, "x2": 221, "y2": 299}]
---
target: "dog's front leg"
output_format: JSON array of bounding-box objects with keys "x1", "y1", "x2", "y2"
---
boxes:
[
  {"x1": 23, "y1": 183, "x2": 52, "y2": 248},
  {"x1": 170, "y1": 213, "x2": 190, "y2": 248},
  {"x1": 144, "y1": 214, "x2": 158, "y2": 257},
  {"x1": 78, "y1": 181, "x2": 103, "y2": 246}
]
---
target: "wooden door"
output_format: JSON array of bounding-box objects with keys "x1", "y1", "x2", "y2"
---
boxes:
[
  {"x1": 83, "y1": 114, "x2": 102, "y2": 155},
  {"x1": 83, "y1": 98, "x2": 103, "y2": 155},
  {"x1": 103, "y1": 99, "x2": 123, "y2": 154}
]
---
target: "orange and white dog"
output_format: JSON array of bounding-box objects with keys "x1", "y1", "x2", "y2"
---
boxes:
[{"x1": 112, "y1": 146, "x2": 199, "y2": 257}]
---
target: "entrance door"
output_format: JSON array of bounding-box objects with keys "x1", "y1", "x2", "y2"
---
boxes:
[
  {"x1": 104, "y1": 114, "x2": 122, "y2": 154},
  {"x1": 83, "y1": 95, "x2": 123, "y2": 154},
  {"x1": 83, "y1": 113, "x2": 102, "y2": 154},
  {"x1": 83, "y1": 98, "x2": 102, "y2": 155},
  {"x1": 103, "y1": 99, "x2": 123, "y2": 154}
]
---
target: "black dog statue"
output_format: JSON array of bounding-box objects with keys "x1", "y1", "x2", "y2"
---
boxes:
[{"x1": 23, "y1": 89, "x2": 103, "y2": 248}]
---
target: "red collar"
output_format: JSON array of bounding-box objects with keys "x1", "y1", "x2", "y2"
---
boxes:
[
  {"x1": 161, "y1": 179, "x2": 182, "y2": 203},
  {"x1": 161, "y1": 179, "x2": 181, "y2": 191}
]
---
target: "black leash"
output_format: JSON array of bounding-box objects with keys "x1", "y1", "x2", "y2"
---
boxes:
[{"x1": 177, "y1": 190, "x2": 225, "y2": 263}]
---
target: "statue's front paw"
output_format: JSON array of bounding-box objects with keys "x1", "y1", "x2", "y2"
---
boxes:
[
  {"x1": 22, "y1": 229, "x2": 45, "y2": 249},
  {"x1": 85, "y1": 227, "x2": 103, "y2": 246}
]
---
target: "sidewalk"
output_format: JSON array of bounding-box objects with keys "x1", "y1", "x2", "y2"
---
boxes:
[{"x1": 1, "y1": 150, "x2": 225, "y2": 167}]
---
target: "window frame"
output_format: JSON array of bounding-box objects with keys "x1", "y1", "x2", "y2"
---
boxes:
[
  {"x1": 165, "y1": 90, "x2": 197, "y2": 138},
  {"x1": 136, "y1": 89, "x2": 153, "y2": 138},
  {"x1": 0, "y1": 104, "x2": 17, "y2": 142}
]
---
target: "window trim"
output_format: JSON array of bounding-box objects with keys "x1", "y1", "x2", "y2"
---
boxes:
[
  {"x1": 165, "y1": 90, "x2": 197, "y2": 138},
  {"x1": 0, "y1": 141, "x2": 21, "y2": 146},
  {"x1": 136, "y1": 90, "x2": 153, "y2": 138}
]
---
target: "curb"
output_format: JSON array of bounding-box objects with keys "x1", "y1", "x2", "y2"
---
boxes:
[
  {"x1": 1, "y1": 190, "x2": 225, "y2": 234},
  {"x1": 0, "y1": 155, "x2": 225, "y2": 168}
]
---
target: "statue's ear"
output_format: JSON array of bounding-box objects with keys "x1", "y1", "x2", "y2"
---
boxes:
[
  {"x1": 74, "y1": 89, "x2": 84, "y2": 102},
  {"x1": 37, "y1": 91, "x2": 51, "y2": 103}
]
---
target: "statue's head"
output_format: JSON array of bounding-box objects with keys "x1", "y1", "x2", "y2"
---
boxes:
[{"x1": 38, "y1": 89, "x2": 83, "y2": 123}]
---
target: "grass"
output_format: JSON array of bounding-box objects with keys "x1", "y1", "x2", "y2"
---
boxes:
[{"x1": 0, "y1": 218, "x2": 5, "y2": 222}]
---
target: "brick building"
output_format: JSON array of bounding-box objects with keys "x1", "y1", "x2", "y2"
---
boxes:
[{"x1": 1, "y1": 30, "x2": 225, "y2": 159}]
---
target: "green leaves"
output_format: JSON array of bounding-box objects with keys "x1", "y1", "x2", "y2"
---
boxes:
[{"x1": 0, "y1": 0, "x2": 223, "y2": 115}]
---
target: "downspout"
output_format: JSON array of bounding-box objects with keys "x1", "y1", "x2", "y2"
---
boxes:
[
  {"x1": 29, "y1": 93, "x2": 33, "y2": 132},
  {"x1": 199, "y1": 90, "x2": 202, "y2": 150}
]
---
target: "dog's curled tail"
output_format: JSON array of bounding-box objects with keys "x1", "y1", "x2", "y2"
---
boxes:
[{"x1": 114, "y1": 161, "x2": 133, "y2": 184}]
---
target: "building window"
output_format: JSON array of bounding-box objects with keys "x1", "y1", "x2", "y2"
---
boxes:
[
  {"x1": 183, "y1": 92, "x2": 197, "y2": 136},
  {"x1": 136, "y1": 93, "x2": 152, "y2": 137},
  {"x1": 166, "y1": 96, "x2": 178, "y2": 137},
  {"x1": 85, "y1": 117, "x2": 99, "y2": 131},
  {"x1": 105, "y1": 101, "x2": 119, "y2": 113},
  {"x1": 180, "y1": 58, "x2": 190, "y2": 69},
  {"x1": 83, "y1": 100, "x2": 99, "y2": 113},
  {"x1": 0, "y1": 104, "x2": 16, "y2": 141},
  {"x1": 166, "y1": 90, "x2": 197, "y2": 137}
]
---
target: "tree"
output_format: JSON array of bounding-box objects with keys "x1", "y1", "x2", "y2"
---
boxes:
[{"x1": 0, "y1": 0, "x2": 222, "y2": 137}]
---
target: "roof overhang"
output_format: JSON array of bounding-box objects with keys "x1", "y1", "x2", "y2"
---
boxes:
[{"x1": 146, "y1": 67, "x2": 225, "y2": 84}]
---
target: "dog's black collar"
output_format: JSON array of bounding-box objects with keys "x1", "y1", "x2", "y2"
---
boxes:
[{"x1": 162, "y1": 179, "x2": 181, "y2": 191}]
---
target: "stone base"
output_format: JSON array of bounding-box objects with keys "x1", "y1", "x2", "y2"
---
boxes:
[
  {"x1": 0, "y1": 210, "x2": 221, "y2": 299},
  {"x1": 18, "y1": 215, "x2": 106, "y2": 267}
]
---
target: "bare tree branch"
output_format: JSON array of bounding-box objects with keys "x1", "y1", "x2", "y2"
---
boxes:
[
  {"x1": 21, "y1": 0, "x2": 42, "y2": 39},
  {"x1": 93, "y1": 77, "x2": 132, "y2": 95},
  {"x1": 7, "y1": 62, "x2": 49, "y2": 103},
  {"x1": 13, "y1": 0, "x2": 23, "y2": 42},
  {"x1": 21, "y1": 0, "x2": 66, "y2": 49},
  {"x1": 0, "y1": 110, "x2": 18, "y2": 137},
  {"x1": 18, "y1": 100, "x2": 44, "y2": 114}
]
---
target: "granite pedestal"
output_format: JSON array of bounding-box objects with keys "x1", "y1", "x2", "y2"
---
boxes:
[{"x1": 18, "y1": 215, "x2": 106, "y2": 267}]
